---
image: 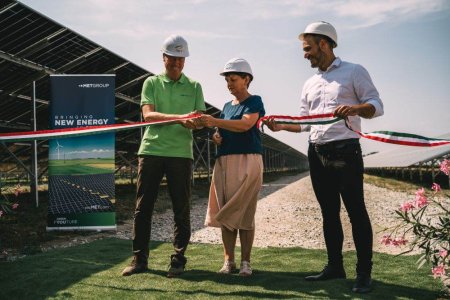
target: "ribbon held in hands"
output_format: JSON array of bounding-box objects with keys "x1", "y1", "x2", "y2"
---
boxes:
[
  {"x1": 259, "y1": 114, "x2": 450, "y2": 147},
  {"x1": 0, "y1": 113, "x2": 202, "y2": 142},
  {"x1": 258, "y1": 113, "x2": 340, "y2": 128}
]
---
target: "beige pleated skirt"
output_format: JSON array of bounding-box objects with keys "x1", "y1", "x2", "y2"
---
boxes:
[{"x1": 205, "y1": 154, "x2": 263, "y2": 231}]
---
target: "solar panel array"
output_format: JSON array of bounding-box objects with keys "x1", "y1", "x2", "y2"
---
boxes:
[
  {"x1": 48, "y1": 173, "x2": 115, "y2": 214},
  {"x1": 0, "y1": 0, "x2": 308, "y2": 178}
]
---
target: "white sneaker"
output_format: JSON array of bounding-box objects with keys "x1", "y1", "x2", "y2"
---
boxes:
[
  {"x1": 218, "y1": 260, "x2": 236, "y2": 274},
  {"x1": 239, "y1": 261, "x2": 252, "y2": 276}
]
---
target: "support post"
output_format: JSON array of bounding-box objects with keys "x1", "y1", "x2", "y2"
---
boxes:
[
  {"x1": 431, "y1": 160, "x2": 436, "y2": 183},
  {"x1": 207, "y1": 132, "x2": 211, "y2": 182},
  {"x1": 31, "y1": 81, "x2": 39, "y2": 207},
  {"x1": 419, "y1": 163, "x2": 423, "y2": 182}
]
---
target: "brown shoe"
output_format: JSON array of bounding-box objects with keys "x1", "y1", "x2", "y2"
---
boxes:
[
  {"x1": 121, "y1": 255, "x2": 148, "y2": 276},
  {"x1": 167, "y1": 254, "x2": 187, "y2": 278}
]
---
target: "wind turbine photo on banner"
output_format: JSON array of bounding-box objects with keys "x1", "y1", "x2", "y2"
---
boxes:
[{"x1": 55, "y1": 140, "x2": 64, "y2": 161}]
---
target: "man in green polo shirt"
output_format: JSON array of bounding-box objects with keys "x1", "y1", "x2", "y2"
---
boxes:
[{"x1": 122, "y1": 34, "x2": 206, "y2": 277}]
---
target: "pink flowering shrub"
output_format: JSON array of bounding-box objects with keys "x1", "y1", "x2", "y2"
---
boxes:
[
  {"x1": 0, "y1": 184, "x2": 21, "y2": 218},
  {"x1": 441, "y1": 159, "x2": 449, "y2": 176},
  {"x1": 383, "y1": 159, "x2": 449, "y2": 289}
]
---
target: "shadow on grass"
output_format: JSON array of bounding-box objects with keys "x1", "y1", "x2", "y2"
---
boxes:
[
  {"x1": 0, "y1": 238, "x2": 132, "y2": 299},
  {"x1": 75, "y1": 267, "x2": 439, "y2": 300},
  {"x1": 0, "y1": 238, "x2": 441, "y2": 300},
  {"x1": 172, "y1": 269, "x2": 439, "y2": 300}
]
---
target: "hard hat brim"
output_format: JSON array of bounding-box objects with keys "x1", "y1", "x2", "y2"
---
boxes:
[
  {"x1": 219, "y1": 71, "x2": 253, "y2": 76},
  {"x1": 162, "y1": 50, "x2": 189, "y2": 58},
  {"x1": 298, "y1": 32, "x2": 337, "y2": 47}
]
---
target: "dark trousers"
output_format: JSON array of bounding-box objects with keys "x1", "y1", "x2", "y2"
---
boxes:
[
  {"x1": 132, "y1": 155, "x2": 192, "y2": 261},
  {"x1": 308, "y1": 139, "x2": 373, "y2": 274}
]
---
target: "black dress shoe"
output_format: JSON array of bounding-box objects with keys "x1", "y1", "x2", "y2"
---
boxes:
[
  {"x1": 304, "y1": 265, "x2": 346, "y2": 281},
  {"x1": 352, "y1": 273, "x2": 372, "y2": 293}
]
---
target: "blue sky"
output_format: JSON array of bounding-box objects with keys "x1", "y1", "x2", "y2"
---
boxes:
[
  {"x1": 21, "y1": 0, "x2": 450, "y2": 154},
  {"x1": 49, "y1": 135, "x2": 115, "y2": 160}
]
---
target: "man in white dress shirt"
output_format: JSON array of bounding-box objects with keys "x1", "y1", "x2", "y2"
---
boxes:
[{"x1": 267, "y1": 21, "x2": 383, "y2": 293}]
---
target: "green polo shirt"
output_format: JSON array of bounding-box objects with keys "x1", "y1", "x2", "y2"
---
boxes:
[{"x1": 138, "y1": 72, "x2": 206, "y2": 159}]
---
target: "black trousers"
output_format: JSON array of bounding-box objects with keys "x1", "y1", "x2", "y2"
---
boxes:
[
  {"x1": 132, "y1": 155, "x2": 192, "y2": 260},
  {"x1": 308, "y1": 139, "x2": 373, "y2": 274}
]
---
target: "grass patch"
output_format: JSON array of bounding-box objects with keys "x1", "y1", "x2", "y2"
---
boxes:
[
  {"x1": 0, "y1": 238, "x2": 443, "y2": 299},
  {"x1": 365, "y1": 174, "x2": 427, "y2": 192},
  {"x1": 364, "y1": 174, "x2": 450, "y2": 197}
]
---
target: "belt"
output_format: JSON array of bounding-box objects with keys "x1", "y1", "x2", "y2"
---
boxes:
[{"x1": 310, "y1": 138, "x2": 359, "y2": 152}]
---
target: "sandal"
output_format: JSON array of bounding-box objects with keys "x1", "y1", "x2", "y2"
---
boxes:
[
  {"x1": 218, "y1": 260, "x2": 236, "y2": 274},
  {"x1": 239, "y1": 261, "x2": 252, "y2": 276}
]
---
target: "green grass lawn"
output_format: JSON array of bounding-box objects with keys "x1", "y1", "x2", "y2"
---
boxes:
[
  {"x1": 0, "y1": 238, "x2": 444, "y2": 300},
  {"x1": 48, "y1": 158, "x2": 114, "y2": 175}
]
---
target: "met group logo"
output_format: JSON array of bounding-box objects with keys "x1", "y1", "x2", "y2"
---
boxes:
[
  {"x1": 174, "y1": 44, "x2": 184, "y2": 53},
  {"x1": 78, "y1": 83, "x2": 110, "y2": 88}
]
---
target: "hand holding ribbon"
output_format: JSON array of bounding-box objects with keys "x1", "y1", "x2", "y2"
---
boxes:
[{"x1": 259, "y1": 114, "x2": 450, "y2": 147}]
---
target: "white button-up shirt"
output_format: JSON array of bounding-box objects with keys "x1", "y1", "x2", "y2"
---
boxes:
[{"x1": 300, "y1": 57, "x2": 383, "y2": 144}]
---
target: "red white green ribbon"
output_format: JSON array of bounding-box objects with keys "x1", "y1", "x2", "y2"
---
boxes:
[
  {"x1": 259, "y1": 114, "x2": 450, "y2": 147},
  {"x1": 0, "y1": 114, "x2": 201, "y2": 142},
  {"x1": 258, "y1": 113, "x2": 340, "y2": 127},
  {"x1": 2, "y1": 113, "x2": 449, "y2": 147},
  {"x1": 348, "y1": 129, "x2": 450, "y2": 147}
]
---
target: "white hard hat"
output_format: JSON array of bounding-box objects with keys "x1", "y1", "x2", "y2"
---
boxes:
[
  {"x1": 161, "y1": 34, "x2": 189, "y2": 57},
  {"x1": 299, "y1": 21, "x2": 338, "y2": 48},
  {"x1": 220, "y1": 58, "x2": 253, "y2": 77}
]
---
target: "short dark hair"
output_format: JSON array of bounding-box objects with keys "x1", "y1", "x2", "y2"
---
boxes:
[
  {"x1": 223, "y1": 72, "x2": 253, "y2": 87},
  {"x1": 304, "y1": 33, "x2": 336, "y2": 49}
]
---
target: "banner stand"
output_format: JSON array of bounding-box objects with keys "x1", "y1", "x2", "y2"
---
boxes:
[{"x1": 47, "y1": 74, "x2": 116, "y2": 231}]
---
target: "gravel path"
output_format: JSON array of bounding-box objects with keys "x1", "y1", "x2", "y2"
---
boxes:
[{"x1": 111, "y1": 172, "x2": 413, "y2": 255}]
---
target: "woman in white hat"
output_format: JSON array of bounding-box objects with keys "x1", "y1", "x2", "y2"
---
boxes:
[{"x1": 200, "y1": 58, "x2": 265, "y2": 276}]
